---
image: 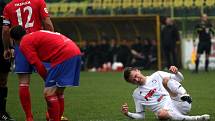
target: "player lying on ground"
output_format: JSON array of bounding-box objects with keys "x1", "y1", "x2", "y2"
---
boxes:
[
  {"x1": 121, "y1": 66, "x2": 210, "y2": 120},
  {"x1": 10, "y1": 25, "x2": 81, "y2": 121}
]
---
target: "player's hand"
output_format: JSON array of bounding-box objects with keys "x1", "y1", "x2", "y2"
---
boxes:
[
  {"x1": 121, "y1": 103, "x2": 129, "y2": 115},
  {"x1": 3, "y1": 49, "x2": 12, "y2": 60},
  {"x1": 169, "y1": 66, "x2": 178, "y2": 74}
]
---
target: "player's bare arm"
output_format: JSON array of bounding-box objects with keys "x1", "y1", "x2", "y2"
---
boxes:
[
  {"x1": 2, "y1": 25, "x2": 13, "y2": 59},
  {"x1": 43, "y1": 17, "x2": 54, "y2": 32}
]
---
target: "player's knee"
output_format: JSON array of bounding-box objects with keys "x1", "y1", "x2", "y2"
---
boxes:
[
  {"x1": 44, "y1": 87, "x2": 57, "y2": 96},
  {"x1": 18, "y1": 73, "x2": 30, "y2": 84},
  {"x1": 157, "y1": 109, "x2": 169, "y2": 120},
  {"x1": 56, "y1": 87, "x2": 65, "y2": 95}
]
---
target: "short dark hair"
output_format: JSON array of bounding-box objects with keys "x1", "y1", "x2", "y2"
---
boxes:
[
  {"x1": 123, "y1": 67, "x2": 138, "y2": 83},
  {"x1": 10, "y1": 25, "x2": 26, "y2": 40}
]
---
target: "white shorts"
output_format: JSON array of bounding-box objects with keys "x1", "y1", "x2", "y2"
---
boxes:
[
  {"x1": 162, "y1": 97, "x2": 191, "y2": 115},
  {"x1": 172, "y1": 99, "x2": 191, "y2": 115}
]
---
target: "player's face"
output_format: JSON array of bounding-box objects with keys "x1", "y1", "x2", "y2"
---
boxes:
[{"x1": 129, "y1": 69, "x2": 144, "y2": 85}]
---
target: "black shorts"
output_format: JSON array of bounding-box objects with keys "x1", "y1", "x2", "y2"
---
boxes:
[
  {"x1": 0, "y1": 51, "x2": 11, "y2": 73},
  {"x1": 197, "y1": 42, "x2": 211, "y2": 55}
]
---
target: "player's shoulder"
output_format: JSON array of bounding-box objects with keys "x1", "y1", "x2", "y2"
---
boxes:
[
  {"x1": 155, "y1": 71, "x2": 170, "y2": 75},
  {"x1": 149, "y1": 71, "x2": 170, "y2": 79},
  {"x1": 151, "y1": 71, "x2": 163, "y2": 76},
  {"x1": 4, "y1": 0, "x2": 25, "y2": 9},
  {"x1": 3, "y1": 1, "x2": 12, "y2": 9}
]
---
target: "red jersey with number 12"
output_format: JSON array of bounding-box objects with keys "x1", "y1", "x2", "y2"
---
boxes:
[{"x1": 3, "y1": 0, "x2": 49, "y2": 33}]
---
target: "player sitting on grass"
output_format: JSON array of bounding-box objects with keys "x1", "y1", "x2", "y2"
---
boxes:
[{"x1": 121, "y1": 66, "x2": 210, "y2": 120}]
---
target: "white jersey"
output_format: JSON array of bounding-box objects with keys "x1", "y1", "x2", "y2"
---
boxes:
[{"x1": 132, "y1": 71, "x2": 187, "y2": 113}]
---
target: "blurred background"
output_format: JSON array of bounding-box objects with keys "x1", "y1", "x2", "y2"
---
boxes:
[{"x1": 6, "y1": 0, "x2": 215, "y2": 71}]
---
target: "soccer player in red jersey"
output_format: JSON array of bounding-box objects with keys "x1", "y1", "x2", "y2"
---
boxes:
[
  {"x1": 2, "y1": 0, "x2": 54, "y2": 121},
  {"x1": 10, "y1": 25, "x2": 81, "y2": 121}
]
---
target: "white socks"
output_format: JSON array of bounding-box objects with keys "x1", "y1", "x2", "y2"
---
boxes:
[{"x1": 168, "y1": 109, "x2": 207, "y2": 120}]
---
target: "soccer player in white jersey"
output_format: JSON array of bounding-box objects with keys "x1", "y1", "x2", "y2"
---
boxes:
[{"x1": 121, "y1": 66, "x2": 210, "y2": 120}]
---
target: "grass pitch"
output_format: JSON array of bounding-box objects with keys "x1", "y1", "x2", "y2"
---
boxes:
[{"x1": 6, "y1": 70, "x2": 215, "y2": 121}]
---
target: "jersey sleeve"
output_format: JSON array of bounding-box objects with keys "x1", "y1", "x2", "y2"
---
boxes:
[
  {"x1": 133, "y1": 97, "x2": 145, "y2": 113},
  {"x1": 157, "y1": 71, "x2": 184, "y2": 82},
  {"x1": 127, "y1": 97, "x2": 145, "y2": 119},
  {"x1": 20, "y1": 40, "x2": 47, "y2": 79},
  {"x1": 39, "y1": 0, "x2": 49, "y2": 19}
]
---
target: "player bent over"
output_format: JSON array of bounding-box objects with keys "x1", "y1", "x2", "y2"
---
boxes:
[
  {"x1": 10, "y1": 25, "x2": 81, "y2": 121},
  {"x1": 121, "y1": 66, "x2": 210, "y2": 120}
]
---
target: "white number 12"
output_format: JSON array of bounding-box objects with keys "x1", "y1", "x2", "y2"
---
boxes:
[{"x1": 16, "y1": 6, "x2": 34, "y2": 28}]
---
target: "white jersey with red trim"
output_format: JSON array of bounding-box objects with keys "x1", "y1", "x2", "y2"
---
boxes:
[{"x1": 132, "y1": 71, "x2": 173, "y2": 113}]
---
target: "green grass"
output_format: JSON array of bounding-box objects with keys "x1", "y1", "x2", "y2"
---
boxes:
[{"x1": 6, "y1": 70, "x2": 215, "y2": 121}]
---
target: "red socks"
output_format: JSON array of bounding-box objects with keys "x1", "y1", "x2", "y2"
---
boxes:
[
  {"x1": 19, "y1": 84, "x2": 65, "y2": 121},
  {"x1": 58, "y1": 94, "x2": 64, "y2": 117},
  {"x1": 45, "y1": 95, "x2": 60, "y2": 121},
  {"x1": 19, "y1": 84, "x2": 33, "y2": 121}
]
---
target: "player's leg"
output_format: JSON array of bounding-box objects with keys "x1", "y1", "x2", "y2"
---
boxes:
[
  {"x1": 0, "y1": 73, "x2": 8, "y2": 115},
  {"x1": 163, "y1": 78, "x2": 192, "y2": 105},
  {"x1": 45, "y1": 89, "x2": 68, "y2": 121},
  {"x1": 44, "y1": 87, "x2": 61, "y2": 121},
  {"x1": 0, "y1": 55, "x2": 15, "y2": 121},
  {"x1": 171, "y1": 98, "x2": 191, "y2": 115},
  {"x1": 171, "y1": 47, "x2": 178, "y2": 67},
  {"x1": 57, "y1": 55, "x2": 81, "y2": 119},
  {"x1": 195, "y1": 54, "x2": 200, "y2": 73},
  {"x1": 46, "y1": 88, "x2": 68, "y2": 121},
  {"x1": 44, "y1": 67, "x2": 62, "y2": 121},
  {"x1": 0, "y1": 73, "x2": 15, "y2": 121},
  {"x1": 45, "y1": 55, "x2": 81, "y2": 121},
  {"x1": 163, "y1": 46, "x2": 171, "y2": 69},
  {"x1": 195, "y1": 43, "x2": 203, "y2": 73},
  {"x1": 160, "y1": 101, "x2": 209, "y2": 121},
  {"x1": 18, "y1": 74, "x2": 33, "y2": 121},
  {"x1": 205, "y1": 42, "x2": 211, "y2": 72},
  {"x1": 56, "y1": 88, "x2": 66, "y2": 120},
  {"x1": 168, "y1": 109, "x2": 210, "y2": 120},
  {"x1": 15, "y1": 46, "x2": 33, "y2": 121},
  {"x1": 205, "y1": 54, "x2": 209, "y2": 72}
]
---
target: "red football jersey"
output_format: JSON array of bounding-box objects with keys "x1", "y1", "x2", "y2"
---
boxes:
[
  {"x1": 20, "y1": 30, "x2": 81, "y2": 78},
  {"x1": 3, "y1": 0, "x2": 49, "y2": 33}
]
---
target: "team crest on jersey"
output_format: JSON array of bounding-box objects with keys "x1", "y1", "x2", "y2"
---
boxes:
[{"x1": 152, "y1": 80, "x2": 157, "y2": 83}]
